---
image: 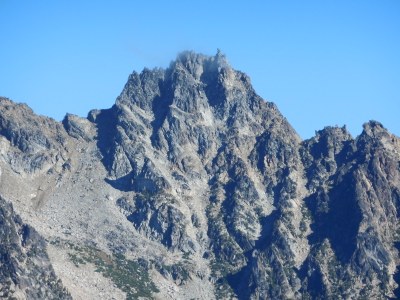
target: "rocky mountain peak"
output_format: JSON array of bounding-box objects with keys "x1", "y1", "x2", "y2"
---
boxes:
[
  {"x1": 361, "y1": 120, "x2": 390, "y2": 139},
  {"x1": 173, "y1": 50, "x2": 230, "y2": 79},
  {"x1": 357, "y1": 120, "x2": 398, "y2": 155},
  {"x1": 115, "y1": 51, "x2": 259, "y2": 121},
  {"x1": 0, "y1": 51, "x2": 399, "y2": 299}
]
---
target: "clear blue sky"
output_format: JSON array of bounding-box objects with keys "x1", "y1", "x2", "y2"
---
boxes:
[{"x1": 0, "y1": 1, "x2": 399, "y2": 139}]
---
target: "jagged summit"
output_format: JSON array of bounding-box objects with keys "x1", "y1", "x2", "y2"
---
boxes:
[
  {"x1": 0, "y1": 52, "x2": 399, "y2": 299},
  {"x1": 115, "y1": 50, "x2": 261, "y2": 119},
  {"x1": 174, "y1": 50, "x2": 231, "y2": 76},
  {"x1": 89, "y1": 51, "x2": 300, "y2": 190},
  {"x1": 361, "y1": 120, "x2": 389, "y2": 137}
]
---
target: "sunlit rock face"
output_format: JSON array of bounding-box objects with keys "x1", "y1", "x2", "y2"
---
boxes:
[{"x1": 0, "y1": 51, "x2": 399, "y2": 299}]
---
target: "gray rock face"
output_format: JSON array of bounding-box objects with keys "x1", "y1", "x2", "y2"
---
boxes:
[
  {"x1": 0, "y1": 52, "x2": 399, "y2": 299},
  {"x1": 0, "y1": 98, "x2": 68, "y2": 174},
  {"x1": 0, "y1": 196, "x2": 71, "y2": 299}
]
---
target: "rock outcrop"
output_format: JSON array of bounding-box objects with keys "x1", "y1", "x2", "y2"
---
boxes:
[
  {"x1": 0, "y1": 51, "x2": 399, "y2": 299},
  {"x1": 0, "y1": 196, "x2": 71, "y2": 299}
]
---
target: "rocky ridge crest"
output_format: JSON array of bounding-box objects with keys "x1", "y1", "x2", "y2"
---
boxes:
[{"x1": 0, "y1": 51, "x2": 399, "y2": 299}]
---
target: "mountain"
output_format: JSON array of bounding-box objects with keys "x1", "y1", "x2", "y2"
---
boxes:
[
  {"x1": 0, "y1": 51, "x2": 399, "y2": 299},
  {"x1": 0, "y1": 196, "x2": 71, "y2": 299}
]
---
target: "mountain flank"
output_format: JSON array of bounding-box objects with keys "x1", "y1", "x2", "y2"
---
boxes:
[{"x1": 0, "y1": 51, "x2": 399, "y2": 299}]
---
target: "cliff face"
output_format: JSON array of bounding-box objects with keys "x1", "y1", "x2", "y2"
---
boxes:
[
  {"x1": 0, "y1": 196, "x2": 71, "y2": 299},
  {"x1": 0, "y1": 51, "x2": 399, "y2": 299}
]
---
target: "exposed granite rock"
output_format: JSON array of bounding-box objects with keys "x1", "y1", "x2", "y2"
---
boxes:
[
  {"x1": 0, "y1": 52, "x2": 399, "y2": 299},
  {"x1": 62, "y1": 113, "x2": 94, "y2": 142},
  {"x1": 0, "y1": 97, "x2": 68, "y2": 174},
  {"x1": 0, "y1": 196, "x2": 71, "y2": 299}
]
